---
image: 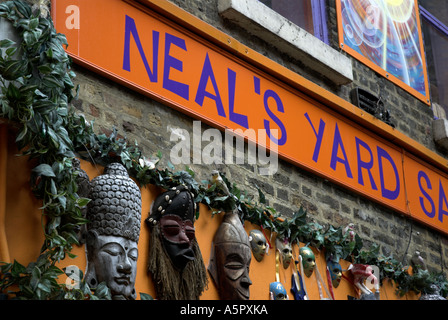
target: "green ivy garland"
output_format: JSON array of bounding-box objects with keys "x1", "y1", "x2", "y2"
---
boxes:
[{"x1": 0, "y1": 0, "x2": 446, "y2": 300}]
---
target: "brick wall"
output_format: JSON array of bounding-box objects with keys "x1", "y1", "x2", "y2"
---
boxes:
[{"x1": 70, "y1": 0, "x2": 448, "y2": 276}]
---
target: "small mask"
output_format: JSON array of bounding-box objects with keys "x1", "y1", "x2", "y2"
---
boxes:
[
  {"x1": 299, "y1": 247, "x2": 315, "y2": 277},
  {"x1": 327, "y1": 259, "x2": 342, "y2": 288},
  {"x1": 276, "y1": 237, "x2": 292, "y2": 269},
  {"x1": 269, "y1": 281, "x2": 288, "y2": 300},
  {"x1": 249, "y1": 229, "x2": 267, "y2": 262}
]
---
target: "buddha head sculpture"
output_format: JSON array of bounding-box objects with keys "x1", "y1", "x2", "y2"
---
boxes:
[
  {"x1": 249, "y1": 229, "x2": 267, "y2": 262},
  {"x1": 275, "y1": 237, "x2": 293, "y2": 269},
  {"x1": 208, "y1": 211, "x2": 252, "y2": 300},
  {"x1": 299, "y1": 246, "x2": 316, "y2": 277},
  {"x1": 146, "y1": 185, "x2": 208, "y2": 300},
  {"x1": 327, "y1": 258, "x2": 342, "y2": 288},
  {"x1": 85, "y1": 163, "x2": 142, "y2": 300}
]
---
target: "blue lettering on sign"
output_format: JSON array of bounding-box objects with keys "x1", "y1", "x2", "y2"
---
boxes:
[
  {"x1": 304, "y1": 112, "x2": 325, "y2": 163},
  {"x1": 330, "y1": 123, "x2": 353, "y2": 179},
  {"x1": 438, "y1": 180, "x2": 448, "y2": 223},
  {"x1": 356, "y1": 137, "x2": 378, "y2": 190},
  {"x1": 263, "y1": 89, "x2": 287, "y2": 146},
  {"x1": 305, "y1": 114, "x2": 402, "y2": 201},
  {"x1": 195, "y1": 53, "x2": 226, "y2": 117},
  {"x1": 122, "y1": 15, "x2": 286, "y2": 145},
  {"x1": 253, "y1": 76, "x2": 287, "y2": 146},
  {"x1": 164, "y1": 33, "x2": 189, "y2": 100},
  {"x1": 417, "y1": 171, "x2": 448, "y2": 223},
  {"x1": 377, "y1": 146, "x2": 400, "y2": 200},
  {"x1": 227, "y1": 68, "x2": 249, "y2": 128},
  {"x1": 418, "y1": 170, "x2": 435, "y2": 218},
  {"x1": 123, "y1": 15, "x2": 159, "y2": 82}
]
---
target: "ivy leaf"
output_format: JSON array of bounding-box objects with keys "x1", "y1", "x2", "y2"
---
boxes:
[
  {"x1": 28, "y1": 17, "x2": 39, "y2": 30},
  {"x1": 0, "y1": 39, "x2": 15, "y2": 48},
  {"x1": 32, "y1": 163, "x2": 56, "y2": 177},
  {"x1": 256, "y1": 186, "x2": 266, "y2": 204},
  {"x1": 13, "y1": 1, "x2": 31, "y2": 18},
  {"x1": 140, "y1": 292, "x2": 153, "y2": 300}
]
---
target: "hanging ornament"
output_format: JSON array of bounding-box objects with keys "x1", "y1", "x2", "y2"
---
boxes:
[
  {"x1": 269, "y1": 281, "x2": 289, "y2": 300},
  {"x1": 348, "y1": 264, "x2": 380, "y2": 300},
  {"x1": 327, "y1": 258, "x2": 343, "y2": 288},
  {"x1": 275, "y1": 236, "x2": 293, "y2": 269},
  {"x1": 249, "y1": 229, "x2": 268, "y2": 262},
  {"x1": 299, "y1": 246, "x2": 316, "y2": 277},
  {"x1": 291, "y1": 248, "x2": 308, "y2": 300},
  {"x1": 314, "y1": 259, "x2": 333, "y2": 300},
  {"x1": 146, "y1": 185, "x2": 208, "y2": 300},
  {"x1": 269, "y1": 249, "x2": 289, "y2": 300},
  {"x1": 208, "y1": 210, "x2": 252, "y2": 300}
]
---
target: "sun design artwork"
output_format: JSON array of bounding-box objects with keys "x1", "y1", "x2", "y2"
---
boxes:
[{"x1": 338, "y1": 0, "x2": 429, "y2": 102}]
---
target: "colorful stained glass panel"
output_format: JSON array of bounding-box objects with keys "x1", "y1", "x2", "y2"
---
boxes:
[{"x1": 337, "y1": 0, "x2": 430, "y2": 104}]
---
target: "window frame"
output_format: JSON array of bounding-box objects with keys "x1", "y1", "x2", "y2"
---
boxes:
[
  {"x1": 419, "y1": 5, "x2": 448, "y2": 37},
  {"x1": 311, "y1": 0, "x2": 329, "y2": 45},
  {"x1": 218, "y1": 0, "x2": 353, "y2": 85},
  {"x1": 419, "y1": 4, "x2": 448, "y2": 117}
]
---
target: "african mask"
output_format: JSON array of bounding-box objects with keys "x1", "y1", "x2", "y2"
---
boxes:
[
  {"x1": 275, "y1": 237, "x2": 293, "y2": 269},
  {"x1": 269, "y1": 281, "x2": 289, "y2": 300},
  {"x1": 147, "y1": 185, "x2": 197, "y2": 270},
  {"x1": 327, "y1": 259, "x2": 342, "y2": 288},
  {"x1": 299, "y1": 246, "x2": 316, "y2": 277},
  {"x1": 85, "y1": 163, "x2": 141, "y2": 300},
  {"x1": 249, "y1": 229, "x2": 267, "y2": 262},
  {"x1": 146, "y1": 185, "x2": 208, "y2": 300},
  {"x1": 208, "y1": 211, "x2": 252, "y2": 300}
]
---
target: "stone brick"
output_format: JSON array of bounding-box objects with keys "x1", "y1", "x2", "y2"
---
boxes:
[
  {"x1": 273, "y1": 202, "x2": 294, "y2": 218},
  {"x1": 315, "y1": 192, "x2": 340, "y2": 210},
  {"x1": 247, "y1": 177, "x2": 274, "y2": 196},
  {"x1": 89, "y1": 104, "x2": 100, "y2": 118},
  {"x1": 273, "y1": 172, "x2": 290, "y2": 186},
  {"x1": 301, "y1": 185, "x2": 312, "y2": 197},
  {"x1": 276, "y1": 188, "x2": 289, "y2": 202}
]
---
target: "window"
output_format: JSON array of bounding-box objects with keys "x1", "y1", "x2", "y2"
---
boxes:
[
  {"x1": 419, "y1": 1, "x2": 448, "y2": 117},
  {"x1": 258, "y1": 0, "x2": 329, "y2": 44},
  {"x1": 218, "y1": 0, "x2": 353, "y2": 84}
]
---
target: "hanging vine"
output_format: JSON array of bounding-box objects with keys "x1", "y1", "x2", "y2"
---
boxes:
[{"x1": 0, "y1": 0, "x2": 446, "y2": 299}]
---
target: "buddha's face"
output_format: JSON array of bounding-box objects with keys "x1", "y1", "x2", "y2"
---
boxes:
[{"x1": 89, "y1": 234, "x2": 138, "y2": 299}]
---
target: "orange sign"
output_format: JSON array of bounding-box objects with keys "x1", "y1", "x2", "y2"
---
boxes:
[{"x1": 52, "y1": 0, "x2": 448, "y2": 235}]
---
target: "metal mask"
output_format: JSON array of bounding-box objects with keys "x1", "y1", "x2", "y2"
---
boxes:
[
  {"x1": 147, "y1": 185, "x2": 197, "y2": 270},
  {"x1": 327, "y1": 259, "x2": 342, "y2": 288},
  {"x1": 208, "y1": 211, "x2": 252, "y2": 300},
  {"x1": 269, "y1": 281, "x2": 289, "y2": 300},
  {"x1": 276, "y1": 237, "x2": 293, "y2": 269},
  {"x1": 249, "y1": 229, "x2": 267, "y2": 262},
  {"x1": 299, "y1": 246, "x2": 316, "y2": 277}
]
